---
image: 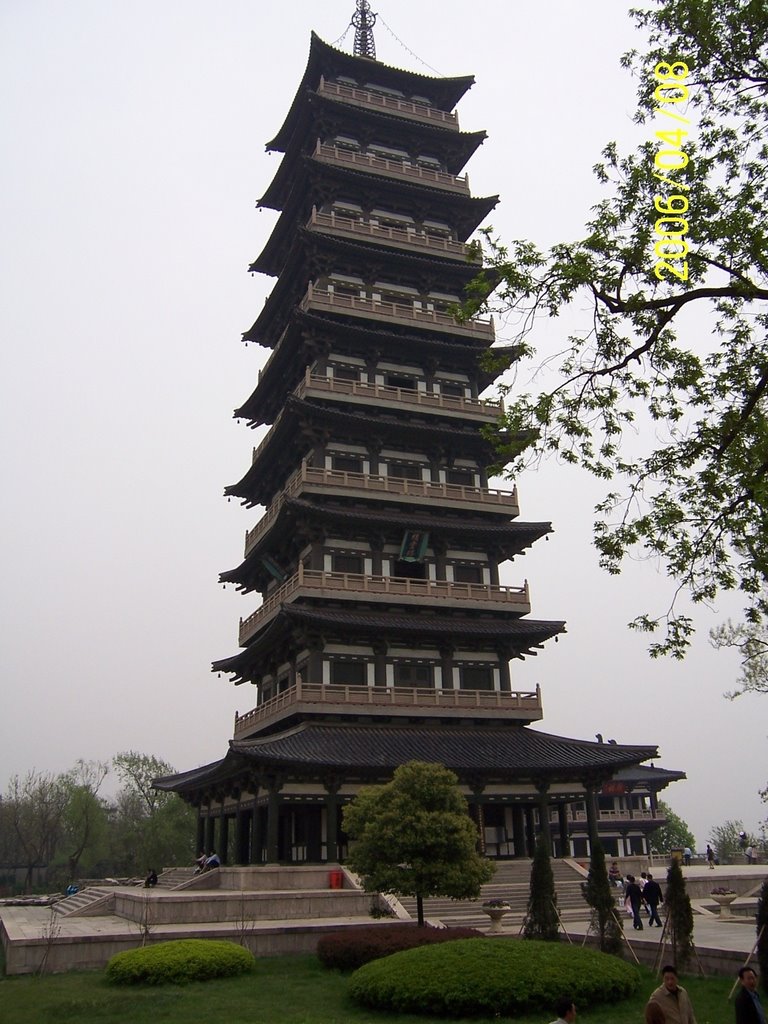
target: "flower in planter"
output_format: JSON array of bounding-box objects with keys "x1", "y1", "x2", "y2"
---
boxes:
[
  {"x1": 482, "y1": 899, "x2": 511, "y2": 909},
  {"x1": 710, "y1": 887, "x2": 736, "y2": 895}
]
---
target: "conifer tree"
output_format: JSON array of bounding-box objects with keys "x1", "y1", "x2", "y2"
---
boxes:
[
  {"x1": 522, "y1": 834, "x2": 559, "y2": 941},
  {"x1": 582, "y1": 840, "x2": 623, "y2": 955},
  {"x1": 665, "y1": 858, "x2": 694, "y2": 969}
]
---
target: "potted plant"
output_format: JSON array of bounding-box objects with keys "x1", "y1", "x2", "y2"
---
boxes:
[
  {"x1": 481, "y1": 898, "x2": 512, "y2": 934},
  {"x1": 710, "y1": 887, "x2": 737, "y2": 918}
]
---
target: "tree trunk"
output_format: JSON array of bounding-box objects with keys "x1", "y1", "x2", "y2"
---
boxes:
[{"x1": 416, "y1": 893, "x2": 425, "y2": 926}]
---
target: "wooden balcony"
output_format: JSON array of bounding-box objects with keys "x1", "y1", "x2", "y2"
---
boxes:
[
  {"x1": 307, "y1": 208, "x2": 478, "y2": 262},
  {"x1": 233, "y1": 680, "x2": 542, "y2": 738},
  {"x1": 238, "y1": 565, "x2": 531, "y2": 645},
  {"x1": 244, "y1": 463, "x2": 519, "y2": 556},
  {"x1": 295, "y1": 368, "x2": 502, "y2": 422},
  {"x1": 300, "y1": 283, "x2": 494, "y2": 340},
  {"x1": 313, "y1": 141, "x2": 471, "y2": 194},
  {"x1": 317, "y1": 77, "x2": 460, "y2": 129},
  {"x1": 567, "y1": 809, "x2": 659, "y2": 825}
]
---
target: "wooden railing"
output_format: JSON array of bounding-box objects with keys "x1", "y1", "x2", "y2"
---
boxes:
[
  {"x1": 300, "y1": 283, "x2": 494, "y2": 339},
  {"x1": 313, "y1": 141, "x2": 470, "y2": 194},
  {"x1": 307, "y1": 208, "x2": 476, "y2": 262},
  {"x1": 568, "y1": 810, "x2": 658, "y2": 823},
  {"x1": 317, "y1": 77, "x2": 459, "y2": 128},
  {"x1": 234, "y1": 680, "x2": 541, "y2": 737},
  {"x1": 244, "y1": 463, "x2": 519, "y2": 555},
  {"x1": 238, "y1": 566, "x2": 530, "y2": 645},
  {"x1": 295, "y1": 368, "x2": 502, "y2": 419}
]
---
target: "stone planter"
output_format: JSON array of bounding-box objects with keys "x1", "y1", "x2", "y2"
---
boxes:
[
  {"x1": 711, "y1": 893, "x2": 737, "y2": 918},
  {"x1": 482, "y1": 905, "x2": 511, "y2": 934}
]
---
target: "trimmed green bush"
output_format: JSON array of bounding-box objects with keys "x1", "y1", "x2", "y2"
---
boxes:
[
  {"x1": 317, "y1": 923, "x2": 482, "y2": 971},
  {"x1": 105, "y1": 939, "x2": 255, "y2": 985},
  {"x1": 348, "y1": 938, "x2": 640, "y2": 1017}
]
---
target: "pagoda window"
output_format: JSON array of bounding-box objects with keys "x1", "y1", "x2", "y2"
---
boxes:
[
  {"x1": 410, "y1": 93, "x2": 434, "y2": 106},
  {"x1": 385, "y1": 373, "x2": 417, "y2": 392},
  {"x1": 332, "y1": 134, "x2": 361, "y2": 151},
  {"x1": 331, "y1": 553, "x2": 364, "y2": 575},
  {"x1": 330, "y1": 199, "x2": 364, "y2": 219},
  {"x1": 392, "y1": 558, "x2": 427, "y2": 581},
  {"x1": 363, "y1": 82, "x2": 406, "y2": 100},
  {"x1": 459, "y1": 664, "x2": 494, "y2": 691},
  {"x1": 394, "y1": 662, "x2": 433, "y2": 687},
  {"x1": 427, "y1": 290, "x2": 461, "y2": 312},
  {"x1": 367, "y1": 143, "x2": 411, "y2": 163},
  {"x1": 446, "y1": 467, "x2": 475, "y2": 486},
  {"x1": 387, "y1": 461, "x2": 423, "y2": 481},
  {"x1": 330, "y1": 364, "x2": 359, "y2": 382},
  {"x1": 369, "y1": 208, "x2": 415, "y2": 230},
  {"x1": 422, "y1": 219, "x2": 454, "y2": 239},
  {"x1": 453, "y1": 563, "x2": 484, "y2": 585},
  {"x1": 440, "y1": 382, "x2": 466, "y2": 400},
  {"x1": 331, "y1": 454, "x2": 364, "y2": 474},
  {"x1": 416, "y1": 154, "x2": 443, "y2": 172},
  {"x1": 335, "y1": 76, "x2": 358, "y2": 87},
  {"x1": 330, "y1": 660, "x2": 367, "y2": 686},
  {"x1": 597, "y1": 795, "x2": 615, "y2": 812}
]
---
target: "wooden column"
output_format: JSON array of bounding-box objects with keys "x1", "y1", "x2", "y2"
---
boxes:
[
  {"x1": 512, "y1": 804, "x2": 526, "y2": 858},
  {"x1": 584, "y1": 783, "x2": 600, "y2": 853},
  {"x1": 218, "y1": 804, "x2": 229, "y2": 864},
  {"x1": 536, "y1": 782, "x2": 552, "y2": 853},
  {"x1": 324, "y1": 779, "x2": 340, "y2": 862},
  {"x1": 557, "y1": 804, "x2": 570, "y2": 858},
  {"x1": 524, "y1": 806, "x2": 536, "y2": 857},
  {"x1": 265, "y1": 778, "x2": 282, "y2": 864}
]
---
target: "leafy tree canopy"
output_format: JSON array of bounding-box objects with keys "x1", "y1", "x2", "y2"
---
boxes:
[
  {"x1": 464, "y1": 0, "x2": 768, "y2": 661},
  {"x1": 343, "y1": 761, "x2": 494, "y2": 926},
  {"x1": 648, "y1": 800, "x2": 696, "y2": 854}
]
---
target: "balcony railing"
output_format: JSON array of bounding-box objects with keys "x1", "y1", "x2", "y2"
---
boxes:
[
  {"x1": 244, "y1": 463, "x2": 519, "y2": 555},
  {"x1": 313, "y1": 141, "x2": 470, "y2": 194},
  {"x1": 568, "y1": 810, "x2": 658, "y2": 823},
  {"x1": 317, "y1": 77, "x2": 459, "y2": 129},
  {"x1": 295, "y1": 368, "x2": 502, "y2": 421},
  {"x1": 307, "y1": 208, "x2": 477, "y2": 262},
  {"x1": 234, "y1": 680, "x2": 541, "y2": 738},
  {"x1": 300, "y1": 283, "x2": 494, "y2": 340},
  {"x1": 239, "y1": 565, "x2": 530, "y2": 645}
]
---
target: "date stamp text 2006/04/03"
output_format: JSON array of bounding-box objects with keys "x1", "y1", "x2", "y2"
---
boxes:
[{"x1": 651, "y1": 61, "x2": 693, "y2": 284}]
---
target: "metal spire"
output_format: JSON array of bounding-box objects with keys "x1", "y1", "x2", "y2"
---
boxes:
[{"x1": 352, "y1": 0, "x2": 377, "y2": 59}]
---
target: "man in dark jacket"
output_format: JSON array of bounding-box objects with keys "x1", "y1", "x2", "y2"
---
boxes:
[
  {"x1": 735, "y1": 966, "x2": 766, "y2": 1024},
  {"x1": 644, "y1": 872, "x2": 663, "y2": 927}
]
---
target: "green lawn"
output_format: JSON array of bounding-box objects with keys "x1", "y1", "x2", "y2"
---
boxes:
[{"x1": 0, "y1": 954, "x2": 736, "y2": 1024}]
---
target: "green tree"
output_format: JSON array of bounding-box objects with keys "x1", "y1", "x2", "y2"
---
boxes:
[
  {"x1": 463, "y1": 0, "x2": 768, "y2": 660},
  {"x1": 58, "y1": 760, "x2": 110, "y2": 881},
  {"x1": 648, "y1": 801, "x2": 696, "y2": 855},
  {"x1": 664, "y1": 858, "x2": 694, "y2": 970},
  {"x1": 522, "y1": 834, "x2": 560, "y2": 942},
  {"x1": 582, "y1": 840, "x2": 623, "y2": 954},
  {"x1": 709, "y1": 818, "x2": 752, "y2": 863},
  {"x1": 5, "y1": 771, "x2": 67, "y2": 891},
  {"x1": 342, "y1": 761, "x2": 494, "y2": 927},
  {"x1": 113, "y1": 751, "x2": 195, "y2": 875}
]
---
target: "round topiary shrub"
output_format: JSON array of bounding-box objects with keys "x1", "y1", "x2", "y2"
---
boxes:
[
  {"x1": 317, "y1": 923, "x2": 483, "y2": 971},
  {"x1": 348, "y1": 938, "x2": 640, "y2": 1017},
  {"x1": 105, "y1": 939, "x2": 255, "y2": 985}
]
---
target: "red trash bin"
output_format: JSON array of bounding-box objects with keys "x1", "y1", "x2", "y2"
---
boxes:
[{"x1": 328, "y1": 869, "x2": 344, "y2": 889}]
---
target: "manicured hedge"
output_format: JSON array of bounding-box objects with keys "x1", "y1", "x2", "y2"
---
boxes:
[
  {"x1": 105, "y1": 939, "x2": 255, "y2": 985},
  {"x1": 348, "y1": 938, "x2": 640, "y2": 1017},
  {"x1": 317, "y1": 923, "x2": 483, "y2": 971}
]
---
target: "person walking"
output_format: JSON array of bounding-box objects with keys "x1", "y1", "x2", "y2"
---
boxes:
[
  {"x1": 706, "y1": 844, "x2": 715, "y2": 869},
  {"x1": 647, "y1": 965, "x2": 698, "y2": 1024},
  {"x1": 644, "y1": 871, "x2": 664, "y2": 927},
  {"x1": 734, "y1": 966, "x2": 766, "y2": 1024},
  {"x1": 625, "y1": 873, "x2": 644, "y2": 931}
]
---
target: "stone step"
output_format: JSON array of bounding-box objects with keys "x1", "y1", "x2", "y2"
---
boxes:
[{"x1": 53, "y1": 887, "x2": 113, "y2": 917}]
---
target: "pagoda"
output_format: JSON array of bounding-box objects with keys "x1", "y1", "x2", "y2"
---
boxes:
[{"x1": 157, "y1": 13, "x2": 682, "y2": 865}]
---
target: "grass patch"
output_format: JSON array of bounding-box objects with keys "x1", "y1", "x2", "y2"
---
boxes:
[{"x1": 0, "y1": 953, "x2": 736, "y2": 1024}]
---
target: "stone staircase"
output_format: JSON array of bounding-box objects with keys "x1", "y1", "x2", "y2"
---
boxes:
[
  {"x1": 53, "y1": 887, "x2": 116, "y2": 918},
  {"x1": 396, "y1": 859, "x2": 589, "y2": 930},
  {"x1": 158, "y1": 866, "x2": 196, "y2": 889}
]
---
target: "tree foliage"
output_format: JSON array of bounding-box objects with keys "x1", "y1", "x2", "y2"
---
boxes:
[
  {"x1": 522, "y1": 834, "x2": 560, "y2": 942},
  {"x1": 709, "y1": 818, "x2": 753, "y2": 863},
  {"x1": 343, "y1": 761, "x2": 494, "y2": 927},
  {"x1": 664, "y1": 858, "x2": 694, "y2": 970},
  {"x1": 582, "y1": 840, "x2": 624, "y2": 954},
  {"x1": 648, "y1": 800, "x2": 696, "y2": 855},
  {"x1": 463, "y1": 0, "x2": 768, "y2": 659}
]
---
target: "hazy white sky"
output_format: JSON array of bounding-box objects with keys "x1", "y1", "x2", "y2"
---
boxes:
[{"x1": 1, "y1": 0, "x2": 764, "y2": 850}]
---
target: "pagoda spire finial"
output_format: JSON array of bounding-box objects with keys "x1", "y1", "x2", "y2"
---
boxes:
[{"x1": 352, "y1": 0, "x2": 377, "y2": 60}]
